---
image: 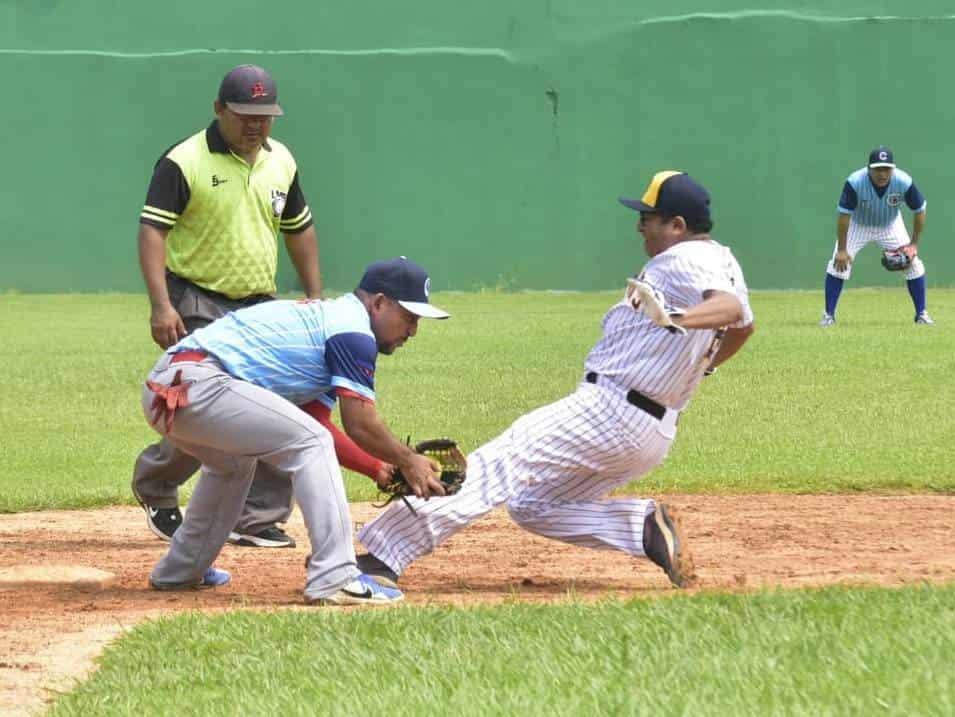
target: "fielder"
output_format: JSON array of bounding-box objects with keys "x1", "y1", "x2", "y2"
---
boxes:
[
  {"x1": 821, "y1": 146, "x2": 932, "y2": 326},
  {"x1": 133, "y1": 64, "x2": 322, "y2": 548},
  {"x1": 356, "y1": 171, "x2": 755, "y2": 590},
  {"x1": 142, "y1": 257, "x2": 449, "y2": 605}
]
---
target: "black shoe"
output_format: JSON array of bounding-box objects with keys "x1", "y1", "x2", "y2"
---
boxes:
[
  {"x1": 643, "y1": 503, "x2": 695, "y2": 588},
  {"x1": 143, "y1": 505, "x2": 182, "y2": 541},
  {"x1": 228, "y1": 526, "x2": 296, "y2": 548},
  {"x1": 132, "y1": 484, "x2": 182, "y2": 541},
  {"x1": 356, "y1": 552, "x2": 400, "y2": 588}
]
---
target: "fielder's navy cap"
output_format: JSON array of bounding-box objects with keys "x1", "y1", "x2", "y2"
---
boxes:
[
  {"x1": 868, "y1": 146, "x2": 895, "y2": 168},
  {"x1": 618, "y1": 171, "x2": 711, "y2": 223},
  {"x1": 359, "y1": 257, "x2": 450, "y2": 319},
  {"x1": 218, "y1": 64, "x2": 284, "y2": 117}
]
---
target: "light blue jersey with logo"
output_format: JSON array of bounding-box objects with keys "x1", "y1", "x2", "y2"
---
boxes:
[
  {"x1": 174, "y1": 293, "x2": 377, "y2": 407},
  {"x1": 838, "y1": 168, "x2": 925, "y2": 227}
]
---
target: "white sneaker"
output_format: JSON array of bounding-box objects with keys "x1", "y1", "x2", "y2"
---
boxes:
[
  {"x1": 915, "y1": 311, "x2": 935, "y2": 325},
  {"x1": 819, "y1": 313, "x2": 836, "y2": 327},
  {"x1": 306, "y1": 574, "x2": 404, "y2": 606}
]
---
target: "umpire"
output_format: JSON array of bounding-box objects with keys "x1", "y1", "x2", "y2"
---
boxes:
[{"x1": 132, "y1": 64, "x2": 321, "y2": 548}]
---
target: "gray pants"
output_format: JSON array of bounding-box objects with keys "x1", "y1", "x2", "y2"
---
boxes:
[
  {"x1": 132, "y1": 272, "x2": 292, "y2": 533},
  {"x1": 144, "y1": 354, "x2": 359, "y2": 598}
]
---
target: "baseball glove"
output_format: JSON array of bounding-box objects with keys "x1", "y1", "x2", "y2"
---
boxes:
[
  {"x1": 881, "y1": 249, "x2": 912, "y2": 272},
  {"x1": 377, "y1": 438, "x2": 467, "y2": 513}
]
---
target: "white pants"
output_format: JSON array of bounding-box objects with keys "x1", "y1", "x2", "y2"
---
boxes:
[
  {"x1": 826, "y1": 215, "x2": 925, "y2": 280},
  {"x1": 359, "y1": 381, "x2": 676, "y2": 573}
]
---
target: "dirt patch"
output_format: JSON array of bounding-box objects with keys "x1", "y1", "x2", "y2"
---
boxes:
[{"x1": 2, "y1": 494, "x2": 954, "y2": 715}]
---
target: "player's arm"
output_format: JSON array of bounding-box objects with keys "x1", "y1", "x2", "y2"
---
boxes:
[
  {"x1": 834, "y1": 214, "x2": 852, "y2": 272},
  {"x1": 284, "y1": 226, "x2": 322, "y2": 299},
  {"x1": 281, "y1": 172, "x2": 322, "y2": 299},
  {"x1": 299, "y1": 400, "x2": 393, "y2": 488},
  {"x1": 338, "y1": 394, "x2": 445, "y2": 498},
  {"x1": 905, "y1": 181, "x2": 926, "y2": 248},
  {"x1": 673, "y1": 290, "x2": 743, "y2": 331},
  {"x1": 139, "y1": 157, "x2": 191, "y2": 349},
  {"x1": 836, "y1": 213, "x2": 851, "y2": 252},
  {"x1": 708, "y1": 323, "x2": 755, "y2": 370},
  {"x1": 833, "y1": 180, "x2": 856, "y2": 272},
  {"x1": 325, "y1": 330, "x2": 442, "y2": 497},
  {"x1": 911, "y1": 208, "x2": 926, "y2": 246},
  {"x1": 138, "y1": 224, "x2": 186, "y2": 349}
]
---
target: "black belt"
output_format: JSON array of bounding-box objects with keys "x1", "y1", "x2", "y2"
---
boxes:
[
  {"x1": 585, "y1": 372, "x2": 666, "y2": 420},
  {"x1": 166, "y1": 270, "x2": 275, "y2": 306}
]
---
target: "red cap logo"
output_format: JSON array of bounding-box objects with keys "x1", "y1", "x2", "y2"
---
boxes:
[{"x1": 250, "y1": 82, "x2": 267, "y2": 98}]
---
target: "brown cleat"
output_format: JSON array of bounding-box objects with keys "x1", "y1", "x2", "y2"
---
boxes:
[{"x1": 643, "y1": 502, "x2": 698, "y2": 588}]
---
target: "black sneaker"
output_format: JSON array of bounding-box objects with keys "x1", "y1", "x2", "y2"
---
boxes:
[
  {"x1": 643, "y1": 503, "x2": 696, "y2": 588},
  {"x1": 356, "y1": 552, "x2": 400, "y2": 588},
  {"x1": 228, "y1": 526, "x2": 296, "y2": 548},
  {"x1": 143, "y1": 505, "x2": 182, "y2": 541}
]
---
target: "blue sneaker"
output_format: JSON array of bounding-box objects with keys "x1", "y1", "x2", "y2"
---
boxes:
[
  {"x1": 199, "y1": 567, "x2": 232, "y2": 589},
  {"x1": 151, "y1": 566, "x2": 231, "y2": 591},
  {"x1": 307, "y1": 574, "x2": 404, "y2": 606}
]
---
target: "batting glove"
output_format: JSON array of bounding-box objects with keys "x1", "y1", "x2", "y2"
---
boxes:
[{"x1": 627, "y1": 279, "x2": 687, "y2": 335}]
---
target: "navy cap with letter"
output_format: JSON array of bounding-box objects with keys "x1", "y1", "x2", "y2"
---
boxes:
[
  {"x1": 618, "y1": 171, "x2": 711, "y2": 223},
  {"x1": 218, "y1": 64, "x2": 284, "y2": 117},
  {"x1": 868, "y1": 146, "x2": 895, "y2": 168},
  {"x1": 359, "y1": 257, "x2": 450, "y2": 319}
]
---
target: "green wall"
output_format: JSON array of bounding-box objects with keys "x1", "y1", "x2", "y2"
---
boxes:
[{"x1": 3, "y1": 2, "x2": 954, "y2": 291}]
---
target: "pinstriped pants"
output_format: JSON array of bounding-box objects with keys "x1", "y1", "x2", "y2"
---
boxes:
[
  {"x1": 826, "y1": 214, "x2": 925, "y2": 281},
  {"x1": 359, "y1": 381, "x2": 675, "y2": 574}
]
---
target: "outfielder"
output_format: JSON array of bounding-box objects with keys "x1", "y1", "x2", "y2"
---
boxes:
[
  {"x1": 356, "y1": 171, "x2": 755, "y2": 590},
  {"x1": 142, "y1": 257, "x2": 449, "y2": 604},
  {"x1": 821, "y1": 146, "x2": 932, "y2": 326}
]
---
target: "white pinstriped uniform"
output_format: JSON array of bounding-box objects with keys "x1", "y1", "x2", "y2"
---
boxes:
[
  {"x1": 359, "y1": 239, "x2": 753, "y2": 574},
  {"x1": 826, "y1": 167, "x2": 926, "y2": 281}
]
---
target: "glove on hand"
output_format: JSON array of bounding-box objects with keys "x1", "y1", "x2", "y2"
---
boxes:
[
  {"x1": 881, "y1": 248, "x2": 913, "y2": 272},
  {"x1": 626, "y1": 279, "x2": 687, "y2": 335},
  {"x1": 378, "y1": 439, "x2": 467, "y2": 513}
]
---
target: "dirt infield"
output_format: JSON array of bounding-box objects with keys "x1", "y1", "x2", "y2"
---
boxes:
[{"x1": 2, "y1": 494, "x2": 954, "y2": 715}]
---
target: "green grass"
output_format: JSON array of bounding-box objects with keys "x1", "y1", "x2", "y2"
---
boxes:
[
  {"x1": 1, "y1": 287, "x2": 953, "y2": 512},
  {"x1": 48, "y1": 584, "x2": 955, "y2": 716}
]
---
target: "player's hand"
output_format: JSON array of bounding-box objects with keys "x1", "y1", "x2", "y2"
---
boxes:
[
  {"x1": 373, "y1": 463, "x2": 397, "y2": 491},
  {"x1": 395, "y1": 453, "x2": 446, "y2": 499},
  {"x1": 150, "y1": 303, "x2": 187, "y2": 349},
  {"x1": 626, "y1": 279, "x2": 687, "y2": 335},
  {"x1": 900, "y1": 244, "x2": 918, "y2": 260},
  {"x1": 833, "y1": 249, "x2": 852, "y2": 273}
]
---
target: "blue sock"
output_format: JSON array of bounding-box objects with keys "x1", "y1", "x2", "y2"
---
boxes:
[
  {"x1": 824, "y1": 273, "x2": 844, "y2": 316},
  {"x1": 907, "y1": 276, "x2": 926, "y2": 315}
]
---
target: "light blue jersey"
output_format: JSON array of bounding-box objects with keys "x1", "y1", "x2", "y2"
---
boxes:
[
  {"x1": 174, "y1": 293, "x2": 378, "y2": 407},
  {"x1": 838, "y1": 167, "x2": 925, "y2": 227}
]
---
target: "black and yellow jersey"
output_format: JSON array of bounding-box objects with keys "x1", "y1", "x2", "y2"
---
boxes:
[{"x1": 140, "y1": 121, "x2": 313, "y2": 299}]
